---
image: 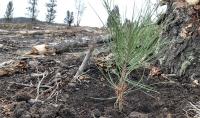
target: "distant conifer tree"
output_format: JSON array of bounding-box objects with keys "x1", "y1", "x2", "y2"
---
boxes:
[
  {"x1": 46, "y1": 0, "x2": 57, "y2": 23},
  {"x1": 75, "y1": 0, "x2": 86, "y2": 26},
  {"x1": 64, "y1": 10, "x2": 74, "y2": 26},
  {"x1": 4, "y1": 1, "x2": 14, "y2": 22},
  {"x1": 26, "y1": 0, "x2": 38, "y2": 21},
  {"x1": 107, "y1": 5, "x2": 120, "y2": 28}
]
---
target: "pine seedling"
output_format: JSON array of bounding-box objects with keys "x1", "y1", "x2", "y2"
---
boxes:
[{"x1": 103, "y1": 0, "x2": 161, "y2": 111}]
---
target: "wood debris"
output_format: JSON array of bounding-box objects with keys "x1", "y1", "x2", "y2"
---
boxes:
[
  {"x1": 25, "y1": 44, "x2": 56, "y2": 56},
  {"x1": 0, "y1": 60, "x2": 27, "y2": 77},
  {"x1": 185, "y1": 0, "x2": 199, "y2": 5},
  {"x1": 73, "y1": 44, "x2": 95, "y2": 81},
  {"x1": 149, "y1": 66, "x2": 162, "y2": 77},
  {"x1": 94, "y1": 53, "x2": 114, "y2": 71}
]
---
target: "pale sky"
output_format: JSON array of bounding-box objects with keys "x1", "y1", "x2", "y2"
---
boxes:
[{"x1": 0, "y1": 0, "x2": 165, "y2": 27}]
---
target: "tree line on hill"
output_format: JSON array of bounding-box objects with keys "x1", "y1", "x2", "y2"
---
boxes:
[
  {"x1": 3, "y1": 0, "x2": 84, "y2": 26},
  {"x1": 4, "y1": 0, "x2": 126, "y2": 28}
]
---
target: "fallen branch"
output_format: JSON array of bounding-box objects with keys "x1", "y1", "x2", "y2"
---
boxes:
[
  {"x1": 35, "y1": 71, "x2": 48, "y2": 101},
  {"x1": 0, "y1": 60, "x2": 27, "y2": 77},
  {"x1": 0, "y1": 60, "x2": 15, "y2": 68},
  {"x1": 20, "y1": 34, "x2": 110, "y2": 56},
  {"x1": 0, "y1": 29, "x2": 58, "y2": 35},
  {"x1": 54, "y1": 35, "x2": 110, "y2": 54},
  {"x1": 47, "y1": 72, "x2": 62, "y2": 86},
  {"x1": 8, "y1": 82, "x2": 52, "y2": 88},
  {"x1": 28, "y1": 99, "x2": 59, "y2": 107},
  {"x1": 72, "y1": 44, "x2": 95, "y2": 82},
  {"x1": 87, "y1": 96, "x2": 116, "y2": 102},
  {"x1": 31, "y1": 73, "x2": 47, "y2": 77},
  {"x1": 46, "y1": 80, "x2": 60, "y2": 101}
]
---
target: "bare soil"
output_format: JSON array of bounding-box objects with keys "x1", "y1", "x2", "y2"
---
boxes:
[{"x1": 0, "y1": 23, "x2": 200, "y2": 118}]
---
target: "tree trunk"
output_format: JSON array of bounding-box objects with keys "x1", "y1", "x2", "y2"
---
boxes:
[{"x1": 159, "y1": 0, "x2": 200, "y2": 80}]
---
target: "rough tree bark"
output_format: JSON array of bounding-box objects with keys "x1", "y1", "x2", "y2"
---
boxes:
[{"x1": 159, "y1": 0, "x2": 200, "y2": 80}]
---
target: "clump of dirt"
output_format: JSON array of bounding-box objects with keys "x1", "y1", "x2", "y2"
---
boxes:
[{"x1": 3, "y1": 101, "x2": 75, "y2": 118}]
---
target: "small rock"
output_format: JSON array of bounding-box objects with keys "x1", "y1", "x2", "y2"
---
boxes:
[
  {"x1": 129, "y1": 111, "x2": 148, "y2": 118},
  {"x1": 56, "y1": 117, "x2": 62, "y2": 118},
  {"x1": 28, "y1": 60, "x2": 39, "y2": 67},
  {"x1": 41, "y1": 113, "x2": 56, "y2": 118},
  {"x1": 21, "y1": 114, "x2": 32, "y2": 118},
  {"x1": 68, "y1": 82, "x2": 76, "y2": 87},
  {"x1": 91, "y1": 109, "x2": 101, "y2": 117},
  {"x1": 33, "y1": 27, "x2": 40, "y2": 30},
  {"x1": 58, "y1": 107, "x2": 75, "y2": 118},
  {"x1": 0, "y1": 44, "x2": 3, "y2": 48},
  {"x1": 14, "y1": 92, "x2": 32, "y2": 102},
  {"x1": 64, "y1": 94, "x2": 70, "y2": 98},
  {"x1": 14, "y1": 108, "x2": 25, "y2": 118},
  {"x1": 61, "y1": 94, "x2": 70, "y2": 102},
  {"x1": 0, "y1": 114, "x2": 3, "y2": 118},
  {"x1": 99, "y1": 116, "x2": 111, "y2": 118},
  {"x1": 28, "y1": 99, "x2": 44, "y2": 105},
  {"x1": 55, "y1": 73, "x2": 61, "y2": 78},
  {"x1": 75, "y1": 88, "x2": 80, "y2": 91}
]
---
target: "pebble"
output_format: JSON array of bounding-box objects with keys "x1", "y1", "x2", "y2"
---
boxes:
[
  {"x1": 28, "y1": 60, "x2": 39, "y2": 67},
  {"x1": 91, "y1": 109, "x2": 101, "y2": 117},
  {"x1": 75, "y1": 88, "x2": 80, "y2": 91},
  {"x1": 14, "y1": 92, "x2": 32, "y2": 102},
  {"x1": 68, "y1": 82, "x2": 76, "y2": 87},
  {"x1": 64, "y1": 94, "x2": 70, "y2": 98},
  {"x1": 99, "y1": 116, "x2": 111, "y2": 118},
  {"x1": 0, "y1": 44, "x2": 3, "y2": 48},
  {"x1": 129, "y1": 111, "x2": 148, "y2": 118},
  {"x1": 21, "y1": 114, "x2": 32, "y2": 118}
]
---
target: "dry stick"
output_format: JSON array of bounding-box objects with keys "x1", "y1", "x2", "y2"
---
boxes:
[
  {"x1": 8, "y1": 82, "x2": 52, "y2": 88},
  {"x1": 46, "y1": 81, "x2": 60, "y2": 100},
  {"x1": 72, "y1": 44, "x2": 95, "y2": 82},
  {"x1": 31, "y1": 73, "x2": 47, "y2": 77},
  {"x1": 87, "y1": 84, "x2": 160, "y2": 102},
  {"x1": 47, "y1": 69, "x2": 62, "y2": 86},
  {"x1": 45, "y1": 70, "x2": 62, "y2": 100},
  {"x1": 35, "y1": 71, "x2": 48, "y2": 101}
]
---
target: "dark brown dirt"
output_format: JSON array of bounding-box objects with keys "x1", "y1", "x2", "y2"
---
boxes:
[{"x1": 0, "y1": 24, "x2": 200, "y2": 118}]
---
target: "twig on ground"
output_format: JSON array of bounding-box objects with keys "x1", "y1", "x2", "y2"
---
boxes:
[
  {"x1": 38, "y1": 71, "x2": 62, "y2": 99},
  {"x1": 45, "y1": 70, "x2": 62, "y2": 100},
  {"x1": 8, "y1": 82, "x2": 52, "y2": 88},
  {"x1": 31, "y1": 73, "x2": 47, "y2": 77},
  {"x1": 47, "y1": 70, "x2": 62, "y2": 86},
  {"x1": 0, "y1": 60, "x2": 15, "y2": 68},
  {"x1": 28, "y1": 99, "x2": 59, "y2": 107},
  {"x1": 87, "y1": 96, "x2": 117, "y2": 102},
  {"x1": 46, "y1": 81, "x2": 60, "y2": 100},
  {"x1": 35, "y1": 71, "x2": 48, "y2": 101},
  {"x1": 72, "y1": 44, "x2": 95, "y2": 82},
  {"x1": 185, "y1": 102, "x2": 200, "y2": 118},
  {"x1": 87, "y1": 85, "x2": 160, "y2": 102}
]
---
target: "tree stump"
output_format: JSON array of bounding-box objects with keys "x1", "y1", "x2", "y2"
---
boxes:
[{"x1": 159, "y1": 0, "x2": 200, "y2": 80}]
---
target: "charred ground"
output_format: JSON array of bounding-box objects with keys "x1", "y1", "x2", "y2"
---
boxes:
[{"x1": 0, "y1": 23, "x2": 200, "y2": 118}]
